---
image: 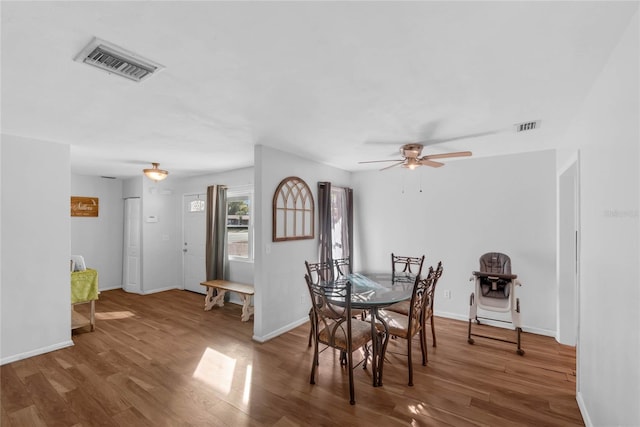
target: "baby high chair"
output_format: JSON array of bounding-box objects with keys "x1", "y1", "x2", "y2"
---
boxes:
[{"x1": 468, "y1": 252, "x2": 524, "y2": 355}]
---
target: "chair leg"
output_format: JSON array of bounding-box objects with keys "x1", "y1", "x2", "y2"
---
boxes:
[
  {"x1": 348, "y1": 350, "x2": 355, "y2": 405},
  {"x1": 310, "y1": 338, "x2": 318, "y2": 384},
  {"x1": 407, "y1": 336, "x2": 414, "y2": 386},
  {"x1": 363, "y1": 343, "x2": 369, "y2": 370},
  {"x1": 419, "y1": 327, "x2": 427, "y2": 365},
  {"x1": 468, "y1": 293, "x2": 475, "y2": 344},
  {"x1": 308, "y1": 309, "x2": 314, "y2": 348},
  {"x1": 516, "y1": 327, "x2": 525, "y2": 355},
  {"x1": 467, "y1": 318, "x2": 475, "y2": 344},
  {"x1": 431, "y1": 316, "x2": 437, "y2": 347},
  {"x1": 514, "y1": 297, "x2": 525, "y2": 355}
]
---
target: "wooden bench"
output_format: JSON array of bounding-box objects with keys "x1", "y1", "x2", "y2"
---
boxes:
[{"x1": 200, "y1": 280, "x2": 255, "y2": 322}]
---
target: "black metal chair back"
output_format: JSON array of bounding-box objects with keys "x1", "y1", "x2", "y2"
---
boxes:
[
  {"x1": 333, "y1": 257, "x2": 351, "y2": 278},
  {"x1": 391, "y1": 253, "x2": 425, "y2": 278}
]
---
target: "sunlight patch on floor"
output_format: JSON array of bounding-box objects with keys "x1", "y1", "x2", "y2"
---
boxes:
[
  {"x1": 193, "y1": 347, "x2": 236, "y2": 395},
  {"x1": 242, "y1": 364, "x2": 252, "y2": 405},
  {"x1": 408, "y1": 402, "x2": 430, "y2": 416},
  {"x1": 95, "y1": 311, "x2": 135, "y2": 320}
]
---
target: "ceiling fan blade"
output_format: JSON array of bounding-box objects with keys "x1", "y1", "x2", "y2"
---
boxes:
[
  {"x1": 418, "y1": 129, "x2": 502, "y2": 146},
  {"x1": 380, "y1": 161, "x2": 405, "y2": 171},
  {"x1": 423, "y1": 151, "x2": 472, "y2": 160},
  {"x1": 358, "y1": 159, "x2": 402, "y2": 164},
  {"x1": 419, "y1": 159, "x2": 445, "y2": 168}
]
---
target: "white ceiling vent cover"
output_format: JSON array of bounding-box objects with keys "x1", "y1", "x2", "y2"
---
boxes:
[{"x1": 74, "y1": 37, "x2": 164, "y2": 82}]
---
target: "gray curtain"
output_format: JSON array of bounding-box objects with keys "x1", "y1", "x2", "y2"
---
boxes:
[
  {"x1": 343, "y1": 187, "x2": 353, "y2": 266},
  {"x1": 206, "y1": 185, "x2": 228, "y2": 281},
  {"x1": 318, "y1": 182, "x2": 353, "y2": 267},
  {"x1": 318, "y1": 182, "x2": 332, "y2": 266}
]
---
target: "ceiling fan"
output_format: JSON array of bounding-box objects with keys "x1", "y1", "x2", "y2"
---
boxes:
[{"x1": 359, "y1": 143, "x2": 472, "y2": 171}]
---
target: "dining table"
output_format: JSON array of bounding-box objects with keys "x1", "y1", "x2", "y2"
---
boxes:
[{"x1": 329, "y1": 271, "x2": 416, "y2": 387}]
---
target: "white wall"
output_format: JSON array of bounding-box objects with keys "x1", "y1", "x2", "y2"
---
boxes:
[
  {"x1": 1, "y1": 135, "x2": 73, "y2": 364},
  {"x1": 123, "y1": 176, "x2": 142, "y2": 199},
  {"x1": 560, "y1": 10, "x2": 639, "y2": 426},
  {"x1": 253, "y1": 145, "x2": 351, "y2": 341},
  {"x1": 352, "y1": 150, "x2": 557, "y2": 335},
  {"x1": 71, "y1": 175, "x2": 124, "y2": 290}
]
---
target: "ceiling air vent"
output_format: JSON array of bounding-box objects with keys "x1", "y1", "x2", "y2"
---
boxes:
[
  {"x1": 74, "y1": 37, "x2": 164, "y2": 82},
  {"x1": 515, "y1": 120, "x2": 541, "y2": 132}
]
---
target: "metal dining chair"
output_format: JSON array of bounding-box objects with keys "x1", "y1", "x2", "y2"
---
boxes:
[
  {"x1": 372, "y1": 266, "x2": 437, "y2": 386},
  {"x1": 333, "y1": 257, "x2": 351, "y2": 278},
  {"x1": 333, "y1": 257, "x2": 370, "y2": 320},
  {"x1": 391, "y1": 253, "x2": 425, "y2": 280},
  {"x1": 305, "y1": 260, "x2": 335, "y2": 347},
  {"x1": 305, "y1": 274, "x2": 375, "y2": 405},
  {"x1": 387, "y1": 261, "x2": 443, "y2": 347},
  {"x1": 386, "y1": 253, "x2": 427, "y2": 317}
]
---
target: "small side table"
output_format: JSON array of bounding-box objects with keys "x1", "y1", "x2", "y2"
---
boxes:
[{"x1": 71, "y1": 268, "x2": 99, "y2": 331}]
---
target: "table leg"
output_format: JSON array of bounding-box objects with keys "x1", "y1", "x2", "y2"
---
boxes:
[
  {"x1": 369, "y1": 308, "x2": 379, "y2": 387},
  {"x1": 89, "y1": 299, "x2": 95, "y2": 331},
  {"x1": 375, "y1": 311, "x2": 390, "y2": 387},
  {"x1": 204, "y1": 288, "x2": 227, "y2": 311},
  {"x1": 368, "y1": 307, "x2": 390, "y2": 387}
]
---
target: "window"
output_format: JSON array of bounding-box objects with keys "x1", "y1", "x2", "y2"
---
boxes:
[
  {"x1": 188, "y1": 199, "x2": 205, "y2": 212},
  {"x1": 226, "y1": 189, "x2": 253, "y2": 260},
  {"x1": 330, "y1": 187, "x2": 349, "y2": 260}
]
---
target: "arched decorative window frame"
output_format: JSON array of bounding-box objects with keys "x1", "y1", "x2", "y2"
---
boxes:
[{"x1": 272, "y1": 176, "x2": 314, "y2": 242}]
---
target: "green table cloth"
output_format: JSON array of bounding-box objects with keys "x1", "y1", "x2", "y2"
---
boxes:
[{"x1": 71, "y1": 268, "x2": 99, "y2": 304}]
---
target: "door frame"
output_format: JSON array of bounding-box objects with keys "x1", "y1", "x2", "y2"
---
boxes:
[{"x1": 557, "y1": 154, "x2": 580, "y2": 347}]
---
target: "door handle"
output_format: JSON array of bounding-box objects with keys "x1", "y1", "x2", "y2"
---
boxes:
[{"x1": 183, "y1": 249, "x2": 188, "y2": 253}]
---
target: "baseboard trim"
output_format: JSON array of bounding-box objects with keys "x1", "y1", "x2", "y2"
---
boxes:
[
  {"x1": 121, "y1": 285, "x2": 181, "y2": 295},
  {"x1": 576, "y1": 391, "x2": 593, "y2": 427},
  {"x1": 100, "y1": 285, "x2": 123, "y2": 291},
  {"x1": 1, "y1": 339, "x2": 74, "y2": 366},
  {"x1": 253, "y1": 317, "x2": 308, "y2": 343},
  {"x1": 142, "y1": 286, "x2": 180, "y2": 295},
  {"x1": 252, "y1": 310, "x2": 556, "y2": 344},
  {"x1": 434, "y1": 310, "x2": 556, "y2": 338}
]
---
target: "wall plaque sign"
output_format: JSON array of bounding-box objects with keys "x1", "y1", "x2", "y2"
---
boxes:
[{"x1": 71, "y1": 196, "x2": 99, "y2": 217}]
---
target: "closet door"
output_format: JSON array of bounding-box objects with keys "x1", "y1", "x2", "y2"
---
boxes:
[{"x1": 123, "y1": 197, "x2": 142, "y2": 293}]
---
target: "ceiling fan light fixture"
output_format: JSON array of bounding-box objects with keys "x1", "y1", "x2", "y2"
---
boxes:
[
  {"x1": 360, "y1": 143, "x2": 473, "y2": 171},
  {"x1": 143, "y1": 163, "x2": 169, "y2": 182},
  {"x1": 403, "y1": 157, "x2": 420, "y2": 170}
]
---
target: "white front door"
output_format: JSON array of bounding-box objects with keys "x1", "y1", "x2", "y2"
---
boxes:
[
  {"x1": 123, "y1": 198, "x2": 142, "y2": 293},
  {"x1": 183, "y1": 194, "x2": 207, "y2": 293}
]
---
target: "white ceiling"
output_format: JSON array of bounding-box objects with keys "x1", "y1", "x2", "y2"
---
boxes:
[{"x1": 1, "y1": 1, "x2": 636, "y2": 179}]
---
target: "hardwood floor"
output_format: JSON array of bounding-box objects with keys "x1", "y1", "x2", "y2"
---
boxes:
[{"x1": 1, "y1": 289, "x2": 584, "y2": 426}]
